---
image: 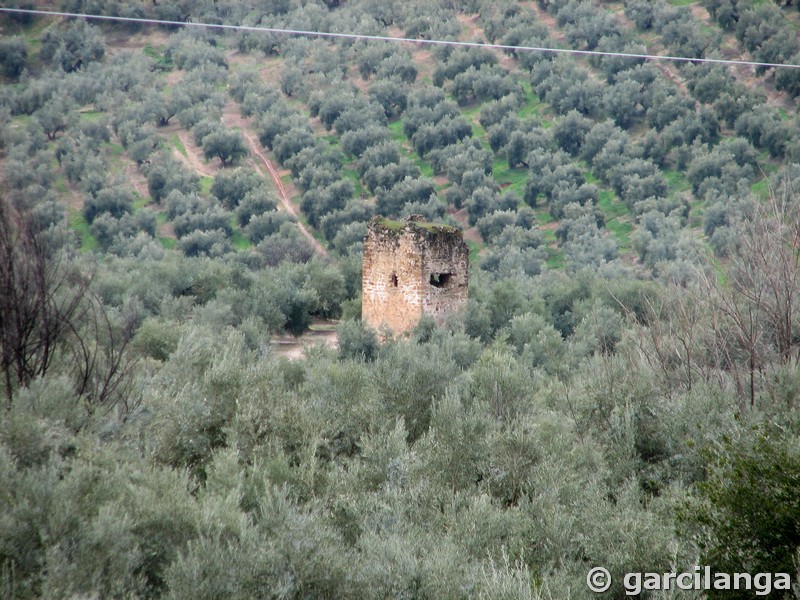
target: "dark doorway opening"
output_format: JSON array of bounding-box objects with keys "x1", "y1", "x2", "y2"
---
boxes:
[{"x1": 390, "y1": 273, "x2": 398, "y2": 287}]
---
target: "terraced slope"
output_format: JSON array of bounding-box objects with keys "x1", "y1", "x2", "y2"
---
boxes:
[{"x1": 3, "y1": 1, "x2": 800, "y2": 276}]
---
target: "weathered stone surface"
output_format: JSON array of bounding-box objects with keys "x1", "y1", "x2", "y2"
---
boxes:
[{"x1": 362, "y1": 216, "x2": 469, "y2": 334}]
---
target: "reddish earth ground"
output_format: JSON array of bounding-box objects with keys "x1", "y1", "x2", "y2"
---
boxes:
[
  {"x1": 447, "y1": 207, "x2": 483, "y2": 246},
  {"x1": 168, "y1": 124, "x2": 217, "y2": 177}
]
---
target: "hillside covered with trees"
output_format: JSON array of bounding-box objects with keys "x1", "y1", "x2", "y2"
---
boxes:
[{"x1": 2, "y1": 0, "x2": 800, "y2": 597}]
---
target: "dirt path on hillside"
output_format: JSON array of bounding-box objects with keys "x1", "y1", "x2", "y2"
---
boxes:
[
  {"x1": 121, "y1": 160, "x2": 149, "y2": 200},
  {"x1": 173, "y1": 128, "x2": 215, "y2": 177},
  {"x1": 220, "y1": 103, "x2": 328, "y2": 257}
]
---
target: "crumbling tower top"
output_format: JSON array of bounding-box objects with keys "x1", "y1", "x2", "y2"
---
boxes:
[{"x1": 361, "y1": 215, "x2": 469, "y2": 335}]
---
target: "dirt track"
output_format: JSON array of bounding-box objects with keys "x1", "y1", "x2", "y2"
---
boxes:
[{"x1": 220, "y1": 103, "x2": 329, "y2": 257}]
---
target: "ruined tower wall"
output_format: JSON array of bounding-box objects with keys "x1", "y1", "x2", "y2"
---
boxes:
[
  {"x1": 362, "y1": 217, "x2": 469, "y2": 335},
  {"x1": 419, "y1": 235, "x2": 469, "y2": 319},
  {"x1": 362, "y1": 226, "x2": 425, "y2": 334}
]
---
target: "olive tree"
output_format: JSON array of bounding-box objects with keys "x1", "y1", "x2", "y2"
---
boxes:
[
  {"x1": 0, "y1": 37, "x2": 27, "y2": 78},
  {"x1": 40, "y1": 21, "x2": 105, "y2": 72},
  {"x1": 202, "y1": 129, "x2": 248, "y2": 166}
]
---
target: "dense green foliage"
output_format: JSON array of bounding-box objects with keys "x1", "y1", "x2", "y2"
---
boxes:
[
  {"x1": 681, "y1": 424, "x2": 800, "y2": 599},
  {"x1": 3, "y1": 0, "x2": 800, "y2": 597}
]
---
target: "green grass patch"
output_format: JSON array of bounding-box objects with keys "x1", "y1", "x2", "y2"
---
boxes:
[
  {"x1": 342, "y1": 167, "x2": 365, "y2": 196},
  {"x1": 68, "y1": 210, "x2": 98, "y2": 252},
  {"x1": 689, "y1": 200, "x2": 704, "y2": 228},
  {"x1": 493, "y1": 158, "x2": 528, "y2": 197},
  {"x1": 232, "y1": 230, "x2": 251, "y2": 250},
  {"x1": 641, "y1": 32, "x2": 660, "y2": 44},
  {"x1": 461, "y1": 103, "x2": 482, "y2": 119},
  {"x1": 11, "y1": 114, "x2": 32, "y2": 127},
  {"x1": 477, "y1": 138, "x2": 492, "y2": 154},
  {"x1": 663, "y1": 170, "x2": 690, "y2": 194},
  {"x1": 606, "y1": 219, "x2": 633, "y2": 249},
  {"x1": 132, "y1": 195, "x2": 150, "y2": 211},
  {"x1": 751, "y1": 178, "x2": 769, "y2": 198},
  {"x1": 159, "y1": 237, "x2": 177, "y2": 250},
  {"x1": 518, "y1": 82, "x2": 543, "y2": 119},
  {"x1": 212, "y1": 39, "x2": 230, "y2": 51},
  {"x1": 78, "y1": 109, "x2": 104, "y2": 122},
  {"x1": 387, "y1": 119, "x2": 435, "y2": 177},
  {"x1": 546, "y1": 248, "x2": 564, "y2": 270},
  {"x1": 376, "y1": 217, "x2": 459, "y2": 233},
  {"x1": 53, "y1": 177, "x2": 68, "y2": 194},
  {"x1": 756, "y1": 151, "x2": 779, "y2": 175},
  {"x1": 598, "y1": 190, "x2": 629, "y2": 219},
  {"x1": 22, "y1": 18, "x2": 49, "y2": 53},
  {"x1": 172, "y1": 133, "x2": 188, "y2": 158},
  {"x1": 143, "y1": 45, "x2": 161, "y2": 60},
  {"x1": 106, "y1": 142, "x2": 124, "y2": 157},
  {"x1": 540, "y1": 227, "x2": 557, "y2": 243},
  {"x1": 144, "y1": 45, "x2": 173, "y2": 71},
  {"x1": 415, "y1": 157, "x2": 434, "y2": 178},
  {"x1": 312, "y1": 228, "x2": 327, "y2": 248},
  {"x1": 534, "y1": 206, "x2": 554, "y2": 226},
  {"x1": 388, "y1": 119, "x2": 406, "y2": 142},
  {"x1": 396, "y1": 146, "x2": 435, "y2": 178},
  {"x1": 466, "y1": 239, "x2": 482, "y2": 263},
  {"x1": 200, "y1": 176, "x2": 214, "y2": 197},
  {"x1": 435, "y1": 181, "x2": 452, "y2": 193},
  {"x1": 695, "y1": 22, "x2": 717, "y2": 37},
  {"x1": 157, "y1": 212, "x2": 169, "y2": 225}
]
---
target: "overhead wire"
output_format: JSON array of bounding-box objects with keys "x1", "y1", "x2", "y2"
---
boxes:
[{"x1": 2, "y1": 7, "x2": 800, "y2": 70}]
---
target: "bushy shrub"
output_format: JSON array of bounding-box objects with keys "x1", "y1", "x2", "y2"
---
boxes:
[{"x1": 337, "y1": 319, "x2": 379, "y2": 362}]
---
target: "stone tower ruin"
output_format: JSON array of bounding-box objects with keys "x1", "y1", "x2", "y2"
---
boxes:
[{"x1": 362, "y1": 215, "x2": 469, "y2": 335}]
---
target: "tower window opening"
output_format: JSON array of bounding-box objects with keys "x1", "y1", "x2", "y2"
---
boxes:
[
  {"x1": 390, "y1": 273, "x2": 398, "y2": 287},
  {"x1": 430, "y1": 273, "x2": 451, "y2": 288}
]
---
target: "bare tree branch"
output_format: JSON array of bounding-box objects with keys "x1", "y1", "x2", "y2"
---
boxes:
[{"x1": 0, "y1": 195, "x2": 139, "y2": 416}]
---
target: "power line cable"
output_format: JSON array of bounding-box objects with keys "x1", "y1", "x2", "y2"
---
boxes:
[{"x1": 2, "y1": 7, "x2": 800, "y2": 70}]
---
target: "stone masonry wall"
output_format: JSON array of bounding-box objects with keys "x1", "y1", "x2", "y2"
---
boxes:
[{"x1": 362, "y1": 217, "x2": 468, "y2": 335}]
